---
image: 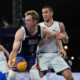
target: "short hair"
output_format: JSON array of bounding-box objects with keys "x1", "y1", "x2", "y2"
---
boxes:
[
  {"x1": 42, "y1": 5, "x2": 53, "y2": 12},
  {"x1": 25, "y1": 10, "x2": 39, "y2": 22}
]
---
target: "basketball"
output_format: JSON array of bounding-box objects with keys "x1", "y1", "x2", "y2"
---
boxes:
[
  {"x1": 11, "y1": 57, "x2": 27, "y2": 72},
  {"x1": 17, "y1": 61, "x2": 27, "y2": 72}
]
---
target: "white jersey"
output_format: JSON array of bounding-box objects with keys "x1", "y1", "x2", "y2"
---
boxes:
[
  {"x1": 0, "y1": 51, "x2": 9, "y2": 73},
  {"x1": 37, "y1": 21, "x2": 60, "y2": 53},
  {"x1": 0, "y1": 51, "x2": 6, "y2": 61}
]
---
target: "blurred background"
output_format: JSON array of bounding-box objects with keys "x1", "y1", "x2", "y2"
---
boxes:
[{"x1": 0, "y1": 0, "x2": 80, "y2": 72}]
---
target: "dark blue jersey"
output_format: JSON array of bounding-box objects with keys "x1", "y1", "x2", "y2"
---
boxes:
[{"x1": 17, "y1": 25, "x2": 41, "y2": 58}]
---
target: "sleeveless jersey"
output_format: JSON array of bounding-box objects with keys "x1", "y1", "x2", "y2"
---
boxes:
[
  {"x1": 17, "y1": 25, "x2": 41, "y2": 58},
  {"x1": 38, "y1": 21, "x2": 60, "y2": 53}
]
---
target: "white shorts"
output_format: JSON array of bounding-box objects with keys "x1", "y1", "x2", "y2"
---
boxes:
[
  {"x1": 30, "y1": 68, "x2": 41, "y2": 80},
  {"x1": 0, "y1": 52, "x2": 9, "y2": 73},
  {"x1": 38, "y1": 53, "x2": 70, "y2": 73},
  {"x1": 7, "y1": 69, "x2": 31, "y2": 80},
  {"x1": 16, "y1": 72, "x2": 31, "y2": 80},
  {"x1": 7, "y1": 69, "x2": 17, "y2": 80}
]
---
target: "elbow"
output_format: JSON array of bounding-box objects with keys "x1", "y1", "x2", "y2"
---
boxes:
[{"x1": 63, "y1": 38, "x2": 69, "y2": 44}]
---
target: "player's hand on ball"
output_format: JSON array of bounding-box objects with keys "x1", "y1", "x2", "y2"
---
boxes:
[
  {"x1": 8, "y1": 58, "x2": 17, "y2": 71},
  {"x1": 8, "y1": 57, "x2": 27, "y2": 72}
]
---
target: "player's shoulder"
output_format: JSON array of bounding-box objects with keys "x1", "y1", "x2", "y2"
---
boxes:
[
  {"x1": 54, "y1": 21, "x2": 64, "y2": 26},
  {"x1": 16, "y1": 26, "x2": 24, "y2": 34},
  {"x1": 0, "y1": 44, "x2": 3, "y2": 49},
  {"x1": 15, "y1": 26, "x2": 24, "y2": 38},
  {"x1": 53, "y1": 20, "x2": 60, "y2": 24},
  {"x1": 58, "y1": 22, "x2": 65, "y2": 31},
  {"x1": 38, "y1": 22, "x2": 46, "y2": 29}
]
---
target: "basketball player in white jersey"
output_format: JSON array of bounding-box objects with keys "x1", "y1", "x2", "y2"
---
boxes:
[
  {"x1": 37, "y1": 5, "x2": 74, "y2": 80},
  {"x1": 0, "y1": 44, "x2": 9, "y2": 77}
]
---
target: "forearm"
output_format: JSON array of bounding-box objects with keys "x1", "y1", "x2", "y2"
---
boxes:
[
  {"x1": 9, "y1": 50, "x2": 17, "y2": 61},
  {"x1": 49, "y1": 30, "x2": 56, "y2": 37},
  {"x1": 4, "y1": 50, "x2": 9, "y2": 59},
  {"x1": 57, "y1": 39, "x2": 64, "y2": 50},
  {"x1": 43, "y1": 27, "x2": 56, "y2": 37},
  {"x1": 0, "y1": 46, "x2": 9, "y2": 58},
  {"x1": 62, "y1": 34, "x2": 69, "y2": 44}
]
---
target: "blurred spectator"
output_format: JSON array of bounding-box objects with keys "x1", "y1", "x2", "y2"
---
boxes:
[{"x1": 3, "y1": 19, "x2": 11, "y2": 28}]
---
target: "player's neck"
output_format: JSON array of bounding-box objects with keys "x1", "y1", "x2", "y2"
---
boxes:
[
  {"x1": 28, "y1": 25, "x2": 38, "y2": 35},
  {"x1": 44, "y1": 19, "x2": 54, "y2": 27}
]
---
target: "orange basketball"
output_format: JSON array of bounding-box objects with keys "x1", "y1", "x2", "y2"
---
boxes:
[
  {"x1": 10, "y1": 57, "x2": 27, "y2": 72},
  {"x1": 17, "y1": 61, "x2": 27, "y2": 72}
]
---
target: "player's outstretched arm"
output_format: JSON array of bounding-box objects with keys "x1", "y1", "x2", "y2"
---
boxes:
[{"x1": 8, "y1": 28, "x2": 24, "y2": 67}]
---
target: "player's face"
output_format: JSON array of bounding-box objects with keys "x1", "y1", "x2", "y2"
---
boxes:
[
  {"x1": 42, "y1": 8, "x2": 53, "y2": 21},
  {"x1": 25, "y1": 15, "x2": 34, "y2": 27}
]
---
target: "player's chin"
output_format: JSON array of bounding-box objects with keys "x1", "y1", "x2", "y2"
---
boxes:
[{"x1": 43, "y1": 18, "x2": 49, "y2": 21}]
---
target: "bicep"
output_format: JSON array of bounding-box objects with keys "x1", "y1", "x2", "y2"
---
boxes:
[
  {"x1": 60, "y1": 23, "x2": 68, "y2": 36},
  {"x1": 60, "y1": 22, "x2": 69, "y2": 43}
]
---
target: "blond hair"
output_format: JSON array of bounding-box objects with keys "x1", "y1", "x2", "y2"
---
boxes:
[{"x1": 25, "y1": 10, "x2": 39, "y2": 22}]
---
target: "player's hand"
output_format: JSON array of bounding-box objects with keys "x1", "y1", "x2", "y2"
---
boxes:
[
  {"x1": 59, "y1": 48, "x2": 67, "y2": 58},
  {"x1": 8, "y1": 59, "x2": 16, "y2": 70},
  {"x1": 55, "y1": 32, "x2": 65, "y2": 40}
]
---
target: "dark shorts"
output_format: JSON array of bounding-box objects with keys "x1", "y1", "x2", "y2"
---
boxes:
[
  {"x1": 17, "y1": 53, "x2": 36, "y2": 72},
  {"x1": 26, "y1": 54, "x2": 36, "y2": 72}
]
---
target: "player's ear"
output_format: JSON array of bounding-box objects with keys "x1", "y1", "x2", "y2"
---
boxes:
[{"x1": 51, "y1": 11, "x2": 53, "y2": 16}]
